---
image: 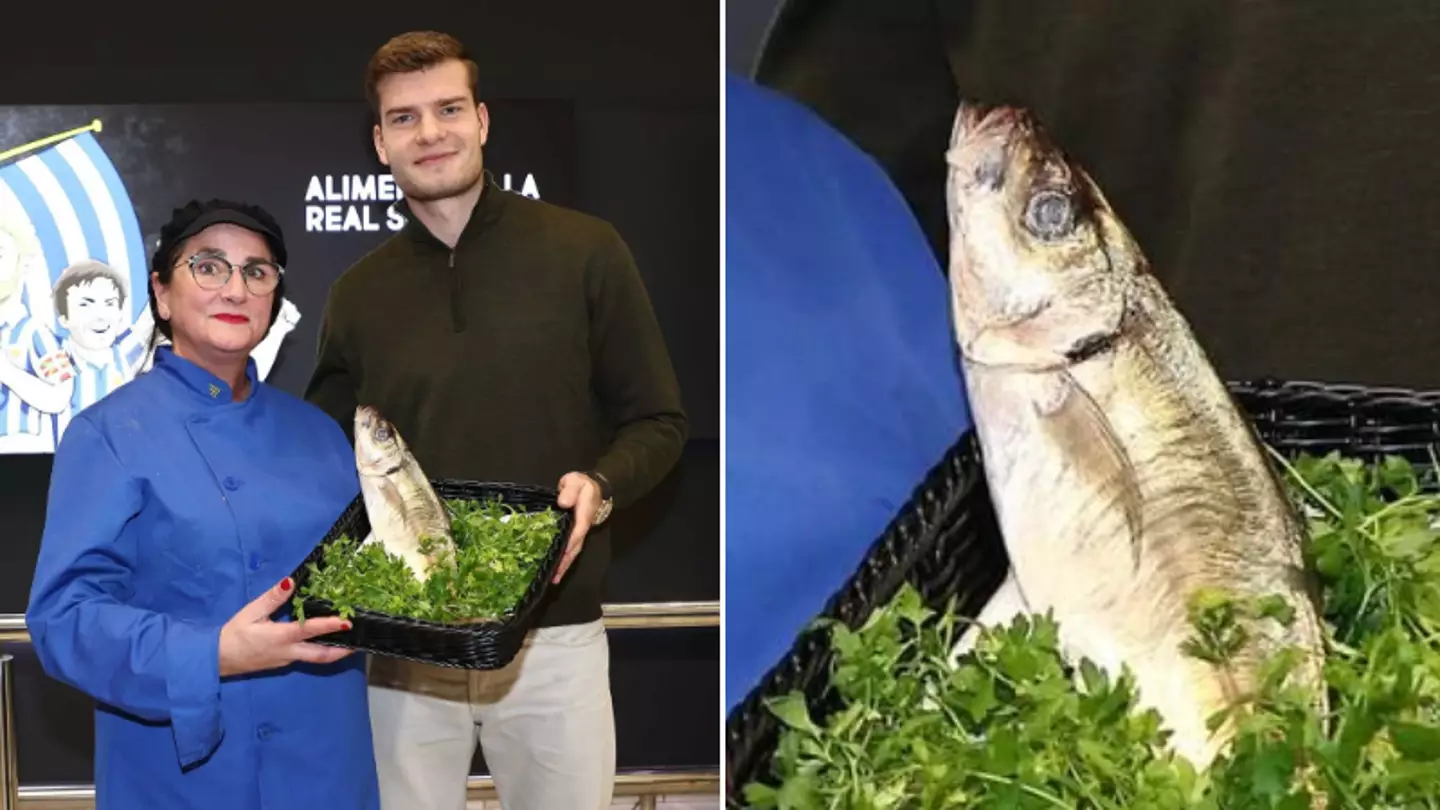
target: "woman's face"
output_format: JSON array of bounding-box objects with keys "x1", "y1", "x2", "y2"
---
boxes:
[{"x1": 152, "y1": 223, "x2": 275, "y2": 365}]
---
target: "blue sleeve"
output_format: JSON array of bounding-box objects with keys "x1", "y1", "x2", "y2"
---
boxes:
[
  {"x1": 724, "y1": 74, "x2": 971, "y2": 709},
  {"x1": 319, "y1": 406, "x2": 358, "y2": 485},
  {"x1": 25, "y1": 414, "x2": 225, "y2": 768},
  {"x1": 315, "y1": 404, "x2": 361, "y2": 511}
]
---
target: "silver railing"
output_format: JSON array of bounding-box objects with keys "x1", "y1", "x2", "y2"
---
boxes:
[
  {"x1": 2, "y1": 654, "x2": 16, "y2": 810},
  {"x1": 601, "y1": 600, "x2": 720, "y2": 629},
  {"x1": 14, "y1": 769, "x2": 720, "y2": 808},
  {"x1": 0, "y1": 601, "x2": 718, "y2": 806},
  {"x1": 0, "y1": 620, "x2": 24, "y2": 645},
  {"x1": 0, "y1": 602, "x2": 720, "y2": 643}
]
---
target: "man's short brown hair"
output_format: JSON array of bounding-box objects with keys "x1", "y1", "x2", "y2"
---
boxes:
[{"x1": 365, "y1": 31, "x2": 480, "y2": 119}]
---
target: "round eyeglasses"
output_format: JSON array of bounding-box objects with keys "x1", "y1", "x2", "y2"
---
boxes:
[{"x1": 181, "y1": 253, "x2": 284, "y2": 296}]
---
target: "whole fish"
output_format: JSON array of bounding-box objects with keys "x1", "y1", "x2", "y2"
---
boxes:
[
  {"x1": 943, "y1": 102, "x2": 1327, "y2": 769},
  {"x1": 354, "y1": 405, "x2": 457, "y2": 582}
]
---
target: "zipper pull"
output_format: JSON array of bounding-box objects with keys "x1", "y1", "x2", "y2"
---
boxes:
[{"x1": 448, "y1": 250, "x2": 466, "y2": 332}]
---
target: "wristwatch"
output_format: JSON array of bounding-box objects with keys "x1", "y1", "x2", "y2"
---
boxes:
[{"x1": 586, "y1": 471, "x2": 614, "y2": 525}]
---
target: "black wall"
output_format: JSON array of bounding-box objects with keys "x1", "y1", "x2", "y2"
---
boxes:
[
  {"x1": 0, "y1": 0, "x2": 718, "y2": 784},
  {"x1": 728, "y1": 0, "x2": 785, "y2": 75}
]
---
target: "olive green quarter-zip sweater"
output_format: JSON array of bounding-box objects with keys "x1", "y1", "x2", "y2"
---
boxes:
[{"x1": 304, "y1": 176, "x2": 689, "y2": 628}]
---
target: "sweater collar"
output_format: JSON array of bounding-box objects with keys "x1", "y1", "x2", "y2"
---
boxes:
[
  {"x1": 398, "y1": 170, "x2": 509, "y2": 251},
  {"x1": 152, "y1": 345, "x2": 260, "y2": 407}
]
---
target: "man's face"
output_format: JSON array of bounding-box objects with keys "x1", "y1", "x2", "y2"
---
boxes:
[
  {"x1": 0, "y1": 230, "x2": 20, "y2": 303},
  {"x1": 373, "y1": 59, "x2": 489, "y2": 203},
  {"x1": 60, "y1": 278, "x2": 125, "y2": 350}
]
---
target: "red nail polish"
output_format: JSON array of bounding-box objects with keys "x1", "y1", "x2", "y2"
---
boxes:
[{"x1": 280, "y1": 578, "x2": 292, "y2": 592}]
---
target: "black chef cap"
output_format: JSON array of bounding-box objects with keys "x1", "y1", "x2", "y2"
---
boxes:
[
  {"x1": 147, "y1": 198, "x2": 288, "y2": 344},
  {"x1": 151, "y1": 199, "x2": 288, "y2": 275}
]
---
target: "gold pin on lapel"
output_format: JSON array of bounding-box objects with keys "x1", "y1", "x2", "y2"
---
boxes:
[{"x1": 208, "y1": 383, "x2": 221, "y2": 398}]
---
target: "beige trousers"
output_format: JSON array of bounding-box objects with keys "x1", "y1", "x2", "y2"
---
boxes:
[{"x1": 366, "y1": 620, "x2": 616, "y2": 810}]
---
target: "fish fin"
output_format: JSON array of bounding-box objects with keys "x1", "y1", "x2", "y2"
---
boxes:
[
  {"x1": 366, "y1": 478, "x2": 416, "y2": 554},
  {"x1": 1037, "y1": 370, "x2": 1145, "y2": 570},
  {"x1": 375, "y1": 478, "x2": 409, "y2": 524}
]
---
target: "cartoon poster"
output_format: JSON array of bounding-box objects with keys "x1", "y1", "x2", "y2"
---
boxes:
[
  {"x1": 0, "y1": 101, "x2": 575, "y2": 454},
  {"x1": 0, "y1": 120, "x2": 303, "y2": 454}
]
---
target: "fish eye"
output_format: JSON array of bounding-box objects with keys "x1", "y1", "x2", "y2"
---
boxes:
[
  {"x1": 375, "y1": 425, "x2": 392, "y2": 441},
  {"x1": 1024, "y1": 190, "x2": 1076, "y2": 240}
]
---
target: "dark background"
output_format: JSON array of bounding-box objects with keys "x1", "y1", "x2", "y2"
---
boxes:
[
  {"x1": 730, "y1": 0, "x2": 1440, "y2": 393},
  {"x1": 728, "y1": 0, "x2": 785, "y2": 76},
  {"x1": 0, "y1": 0, "x2": 718, "y2": 786}
]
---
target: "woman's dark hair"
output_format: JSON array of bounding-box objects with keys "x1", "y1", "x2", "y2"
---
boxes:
[{"x1": 146, "y1": 198, "x2": 288, "y2": 350}]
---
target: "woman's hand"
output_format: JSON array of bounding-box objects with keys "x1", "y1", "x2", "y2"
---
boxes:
[{"x1": 218, "y1": 577, "x2": 355, "y2": 677}]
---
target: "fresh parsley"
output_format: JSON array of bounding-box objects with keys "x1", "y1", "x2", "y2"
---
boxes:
[
  {"x1": 293, "y1": 497, "x2": 561, "y2": 624},
  {"x1": 743, "y1": 451, "x2": 1440, "y2": 808}
]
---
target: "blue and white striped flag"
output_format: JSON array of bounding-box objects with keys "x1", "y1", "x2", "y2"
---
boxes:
[
  {"x1": 0, "y1": 128, "x2": 147, "y2": 318},
  {"x1": 0, "y1": 124, "x2": 149, "y2": 453}
]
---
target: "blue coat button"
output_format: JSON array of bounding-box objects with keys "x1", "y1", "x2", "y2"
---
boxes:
[{"x1": 223, "y1": 477, "x2": 241, "y2": 491}]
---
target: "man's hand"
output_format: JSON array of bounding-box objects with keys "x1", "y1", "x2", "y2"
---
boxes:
[
  {"x1": 218, "y1": 578, "x2": 354, "y2": 677},
  {"x1": 553, "y1": 472, "x2": 603, "y2": 583}
]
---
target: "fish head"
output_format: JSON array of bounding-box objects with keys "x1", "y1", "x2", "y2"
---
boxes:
[
  {"x1": 354, "y1": 405, "x2": 408, "y2": 476},
  {"x1": 944, "y1": 102, "x2": 1143, "y2": 367}
]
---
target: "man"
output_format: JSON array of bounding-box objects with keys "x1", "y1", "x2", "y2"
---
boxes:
[
  {"x1": 49, "y1": 259, "x2": 149, "y2": 437},
  {"x1": 303, "y1": 30, "x2": 688, "y2": 810},
  {"x1": 0, "y1": 219, "x2": 73, "y2": 453}
]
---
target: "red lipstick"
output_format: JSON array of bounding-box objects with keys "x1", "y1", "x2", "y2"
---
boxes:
[{"x1": 214, "y1": 314, "x2": 250, "y2": 324}]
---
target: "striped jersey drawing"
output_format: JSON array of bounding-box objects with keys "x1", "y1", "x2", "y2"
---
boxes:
[
  {"x1": 0, "y1": 306, "x2": 72, "y2": 439},
  {"x1": 55, "y1": 330, "x2": 148, "y2": 436},
  {"x1": 0, "y1": 121, "x2": 148, "y2": 453}
]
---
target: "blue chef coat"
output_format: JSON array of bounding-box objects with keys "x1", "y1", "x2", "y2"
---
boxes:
[
  {"x1": 725, "y1": 74, "x2": 972, "y2": 709},
  {"x1": 26, "y1": 346, "x2": 380, "y2": 810}
]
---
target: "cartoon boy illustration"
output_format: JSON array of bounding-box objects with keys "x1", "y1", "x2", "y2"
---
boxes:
[
  {"x1": 55, "y1": 256, "x2": 304, "y2": 429},
  {"x1": 50, "y1": 259, "x2": 150, "y2": 437},
  {"x1": 0, "y1": 219, "x2": 74, "y2": 453}
]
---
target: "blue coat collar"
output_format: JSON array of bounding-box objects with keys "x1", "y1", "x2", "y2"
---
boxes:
[{"x1": 152, "y1": 346, "x2": 261, "y2": 406}]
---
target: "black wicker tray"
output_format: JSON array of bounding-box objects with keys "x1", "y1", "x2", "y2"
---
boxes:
[
  {"x1": 724, "y1": 378, "x2": 1440, "y2": 806},
  {"x1": 286, "y1": 480, "x2": 573, "y2": 671}
]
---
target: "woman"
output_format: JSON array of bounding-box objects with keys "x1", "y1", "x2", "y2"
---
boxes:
[{"x1": 25, "y1": 199, "x2": 380, "y2": 809}]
